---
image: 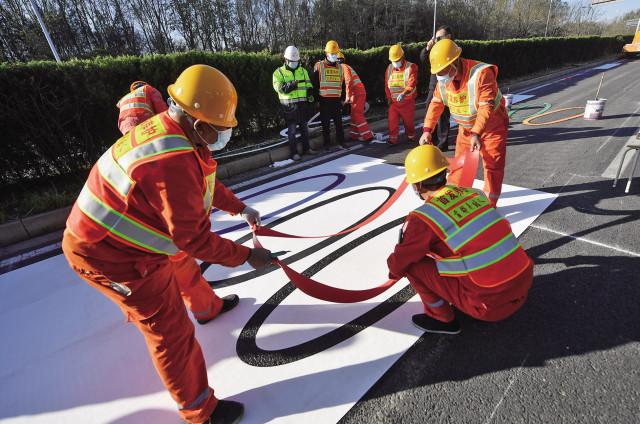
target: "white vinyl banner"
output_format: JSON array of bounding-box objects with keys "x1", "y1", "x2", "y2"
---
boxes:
[{"x1": 0, "y1": 154, "x2": 556, "y2": 424}]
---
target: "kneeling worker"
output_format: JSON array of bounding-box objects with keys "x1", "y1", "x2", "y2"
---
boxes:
[
  {"x1": 387, "y1": 145, "x2": 533, "y2": 334},
  {"x1": 63, "y1": 65, "x2": 272, "y2": 423}
]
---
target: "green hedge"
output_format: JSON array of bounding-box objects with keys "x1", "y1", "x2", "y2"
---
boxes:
[{"x1": 0, "y1": 35, "x2": 630, "y2": 188}]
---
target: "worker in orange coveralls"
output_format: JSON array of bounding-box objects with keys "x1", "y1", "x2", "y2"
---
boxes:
[
  {"x1": 63, "y1": 64, "x2": 273, "y2": 424},
  {"x1": 387, "y1": 145, "x2": 533, "y2": 334},
  {"x1": 337, "y1": 52, "x2": 374, "y2": 143},
  {"x1": 419, "y1": 39, "x2": 509, "y2": 207},
  {"x1": 385, "y1": 43, "x2": 418, "y2": 145},
  {"x1": 116, "y1": 80, "x2": 168, "y2": 135}
]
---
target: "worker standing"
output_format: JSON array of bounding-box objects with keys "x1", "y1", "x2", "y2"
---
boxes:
[
  {"x1": 337, "y1": 52, "x2": 374, "y2": 143},
  {"x1": 273, "y1": 45, "x2": 317, "y2": 161},
  {"x1": 63, "y1": 65, "x2": 273, "y2": 424},
  {"x1": 313, "y1": 40, "x2": 347, "y2": 151},
  {"x1": 116, "y1": 81, "x2": 168, "y2": 135},
  {"x1": 419, "y1": 25, "x2": 455, "y2": 151},
  {"x1": 420, "y1": 39, "x2": 509, "y2": 207},
  {"x1": 385, "y1": 44, "x2": 418, "y2": 145},
  {"x1": 388, "y1": 145, "x2": 533, "y2": 334}
]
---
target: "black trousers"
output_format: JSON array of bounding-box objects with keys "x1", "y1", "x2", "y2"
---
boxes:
[
  {"x1": 434, "y1": 107, "x2": 451, "y2": 151},
  {"x1": 283, "y1": 102, "x2": 310, "y2": 157},
  {"x1": 319, "y1": 97, "x2": 344, "y2": 147}
]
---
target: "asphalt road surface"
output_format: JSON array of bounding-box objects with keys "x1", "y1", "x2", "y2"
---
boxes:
[{"x1": 339, "y1": 58, "x2": 640, "y2": 424}]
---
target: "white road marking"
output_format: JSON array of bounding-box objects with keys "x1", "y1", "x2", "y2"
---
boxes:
[
  {"x1": 530, "y1": 224, "x2": 640, "y2": 257},
  {"x1": 484, "y1": 353, "x2": 529, "y2": 424}
]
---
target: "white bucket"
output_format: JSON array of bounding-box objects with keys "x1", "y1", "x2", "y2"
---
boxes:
[
  {"x1": 584, "y1": 99, "x2": 607, "y2": 120},
  {"x1": 504, "y1": 94, "x2": 513, "y2": 110}
]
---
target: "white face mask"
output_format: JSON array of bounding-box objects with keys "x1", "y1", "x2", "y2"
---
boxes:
[
  {"x1": 207, "y1": 127, "x2": 233, "y2": 151},
  {"x1": 288, "y1": 61, "x2": 299, "y2": 69},
  {"x1": 436, "y1": 65, "x2": 456, "y2": 84},
  {"x1": 327, "y1": 53, "x2": 338, "y2": 62},
  {"x1": 392, "y1": 61, "x2": 402, "y2": 69}
]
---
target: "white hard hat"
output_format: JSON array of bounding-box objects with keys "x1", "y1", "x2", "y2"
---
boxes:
[{"x1": 284, "y1": 45, "x2": 300, "y2": 61}]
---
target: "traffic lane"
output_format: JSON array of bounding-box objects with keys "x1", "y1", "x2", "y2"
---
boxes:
[
  {"x1": 340, "y1": 224, "x2": 639, "y2": 424},
  {"x1": 505, "y1": 59, "x2": 640, "y2": 256}
]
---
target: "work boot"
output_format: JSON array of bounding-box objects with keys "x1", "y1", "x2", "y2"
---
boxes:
[
  {"x1": 412, "y1": 314, "x2": 461, "y2": 335},
  {"x1": 197, "y1": 294, "x2": 240, "y2": 325},
  {"x1": 292, "y1": 153, "x2": 301, "y2": 161},
  {"x1": 208, "y1": 399, "x2": 244, "y2": 424}
]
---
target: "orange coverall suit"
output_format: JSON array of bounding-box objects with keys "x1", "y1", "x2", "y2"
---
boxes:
[
  {"x1": 342, "y1": 63, "x2": 373, "y2": 142},
  {"x1": 62, "y1": 112, "x2": 250, "y2": 423},
  {"x1": 385, "y1": 60, "x2": 418, "y2": 144},
  {"x1": 423, "y1": 58, "x2": 509, "y2": 207},
  {"x1": 117, "y1": 84, "x2": 168, "y2": 135},
  {"x1": 387, "y1": 185, "x2": 533, "y2": 324}
]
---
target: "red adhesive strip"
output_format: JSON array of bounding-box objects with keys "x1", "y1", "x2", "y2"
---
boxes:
[
  {"x1": 250, "y1": 150, "x2": 479, "y2": 303},
  {"x1": 254, "y1": 178, "x2": 409, "y2": 239}
]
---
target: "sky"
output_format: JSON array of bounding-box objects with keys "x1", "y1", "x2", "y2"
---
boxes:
[{"x1": 585, "y1": 0, "x2": 640, "y2": 22}]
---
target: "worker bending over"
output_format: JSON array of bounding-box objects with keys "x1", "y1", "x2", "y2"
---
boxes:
[
  {"x1": 63, "y1": 65, "x2": 272, "y2": 423},
  {"x1": 116, "y1": 80, "x2": 168, "y2": 135},
  {"x1": 420, "y1": 39, "x2": 509, "y2": 207}
]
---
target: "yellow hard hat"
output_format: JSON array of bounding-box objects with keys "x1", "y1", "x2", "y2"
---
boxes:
[
  {"x1": 167, "y1": 64, "x2": 238, "y2": 127},
  {"x1": 130, "y1": 81, "x2": 147, "y2": 92},
  {"x1": 325, "y1": 40, "x2": 340, "y2": 54},
  {"x1": 389, "y1": 44, "x2": 404, "y2": 62},
  {"x1": 429, "y1": 39, "x2": 462, "y2": 74},
  {"x1": 404, "y1": 145, "x2": 449, "y2": 184},
  {"x1": 337, "y1": 51, "x2": 345, "y2": 61}
]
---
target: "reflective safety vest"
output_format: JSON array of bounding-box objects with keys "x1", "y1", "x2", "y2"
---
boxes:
[
  {"x1": 437, "y1": 59, "x2": 503, "y2": 129},
  {"x1": 272, "y1": 65, "x2": 313, "y2": 105},
  {"x1": 386, "y1": 62, "x2": 416, "y2": 101},
  {"x1": 412, "y1": 185, "x2": 531, "y2": 287},
  {"x1": 66, "y1": 113, "x2": 216, "y2": 256},
  {"x1": 116, "y1": 85, "x2": 155, "y2": 123},
  {"x1": 315, "y1": 61, "x2": 343, "y2": 98}
]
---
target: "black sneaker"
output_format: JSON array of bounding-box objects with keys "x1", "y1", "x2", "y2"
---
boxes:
[
  {"x1": 412, "y1": 314, "x2": 461, "y2": 335},
  {"x1": 197, "y1": 295, "x2": 240, "y2": 325},
  {"x1": 208, "y1": 399, "x2": 244, "y2": 424}
]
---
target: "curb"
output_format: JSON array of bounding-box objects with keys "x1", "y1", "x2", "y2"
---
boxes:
[{"x1": 0, "y1": 54, "x2": 623, "y2": 251}]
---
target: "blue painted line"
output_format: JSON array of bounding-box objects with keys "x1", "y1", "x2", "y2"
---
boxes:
[{"x1": 213, "y1": 173, "x2": 346, "y2": 235}]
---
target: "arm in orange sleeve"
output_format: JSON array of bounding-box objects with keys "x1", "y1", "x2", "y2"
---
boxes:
[
  {"x1": 141, "y1": 153, "x2": 250, "y2": 266},
  {"x1": 384, "y1": 67, "x2": 391, "y2": 101},
  {"x1": 471, "y1": 67, "x2": 499, "y2": 135},
  {"x1": 342, "y1": 64, "x2": 353, "y2": 101},
  {"x1": 423, "y1": 87, "x2": 445, "y2": 133},
  {"x1": 212, "y1": 179, "x2": 246, "y2": 215},
  {"x1": 147, "y1": 86, "x2": 169, "y2": 114},
  {"x1": 387, "y1": 213, "x2": 436, "y2": 279},
  {"x1": 402, "y1": 63, "x2": 418, "y2": 96}
]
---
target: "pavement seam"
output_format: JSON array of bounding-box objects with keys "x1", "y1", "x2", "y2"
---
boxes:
[
  {"x1": 530, "y1": 224, "x2": 640, "y2": 257},
  {"x1": 483, "y1": 353, "x2": 529, "y2": 424}
]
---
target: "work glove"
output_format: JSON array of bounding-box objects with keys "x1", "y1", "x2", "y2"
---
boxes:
[
  {"x1": 246, "y1": 247, "x2": 273, "y2": 269},
  {"x1": 281, "y1": 81, "x2": 298, "y2": 93},
  {"x1": 241, "y1": 206, "x2": 261, "y2": 226},
  {"x1": 307, "y1": 94, "x2": 315, "y2": 103},
  {"x1": 396, "y1": 93, "x2": 405, "y2": 102}
]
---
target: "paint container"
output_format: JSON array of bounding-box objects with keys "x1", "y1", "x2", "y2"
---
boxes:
[
  {"x1": 584, "y1": 99, "x2": 607, "y2": 120},
  {"x1": 503, "y1": 94, "x2": 514, "y2": 110}
]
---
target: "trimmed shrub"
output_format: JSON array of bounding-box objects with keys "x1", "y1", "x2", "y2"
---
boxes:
[{"x1": 0, "y1": 35, "x2": 630, "y2": 188}]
